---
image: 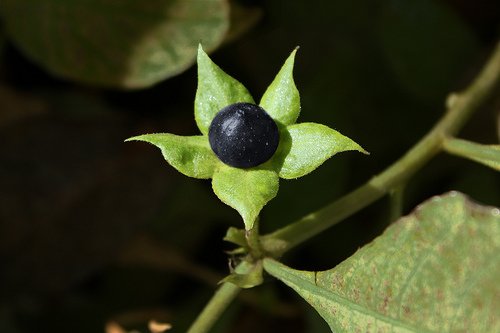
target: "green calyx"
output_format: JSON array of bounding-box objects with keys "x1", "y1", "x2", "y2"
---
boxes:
[{"x1": 127, "y1": 45, "x2": 367, "y2": 230}]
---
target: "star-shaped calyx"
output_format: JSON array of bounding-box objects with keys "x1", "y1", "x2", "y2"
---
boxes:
[{"x1": 127, "y1": 45, "x2": 367, "y2": 230}]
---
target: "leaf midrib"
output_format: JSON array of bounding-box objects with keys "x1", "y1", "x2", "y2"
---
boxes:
[{"x1": 265, "y1": 259, "x2": 436, "y2": 333}]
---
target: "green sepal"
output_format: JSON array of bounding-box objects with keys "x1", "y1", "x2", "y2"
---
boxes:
[
  {"x1": 126, "y1": 133, "x2": 219, "y2": 179},
  {"x1": 275, "y1": 122, "x2": 368, "y2": 179},
  {"x1": 195, "y1": 45, "x2": 254, "y2": 135},
  {"x1": 223, "y1": 227, "x2": 247, "y2": 247},
  {"x1": 212, "y1": 165, "x2": 279, "y2": 230},
  {"x1": 259, "y1": 49, "x2": 300, "y2": 126},
  {"x1": 221, "y1": 260, "x2": 263, "y2": 289}
]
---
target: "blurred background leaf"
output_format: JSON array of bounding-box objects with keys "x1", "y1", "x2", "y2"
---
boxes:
[{"x1": 0, "y1": 0, "x2": 230, "y2": 88}]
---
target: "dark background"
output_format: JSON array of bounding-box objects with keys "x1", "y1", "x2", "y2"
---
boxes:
[{"x1": 0, "y1": 1, "x2": 499, "y2": 332}]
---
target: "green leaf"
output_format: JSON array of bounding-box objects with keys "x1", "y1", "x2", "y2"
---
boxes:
[
  {"x1": 275, "y1": 123, "x2": 367, "y2": 179},
  {"x1": 195, "y1": 46, "x2": 255, "y2": 135},
  {"x1": 443, "y1": 137, "x2": 500, "y2": 171},
  {"x1": 0, "y1": 0, "x2": 229, "y2": 89},
  {"x1": 260, "y1": 49, "x2": 300, "y2": 126},
  {"x1": 212, "y1": 165, "x2": 279, "y2": 229},
  {"x1": 126, "y1": 134, "x2": 219, "y2": 179},
  {"x1": 264, "y1": 192, "x2": 500, "y2": 332}
]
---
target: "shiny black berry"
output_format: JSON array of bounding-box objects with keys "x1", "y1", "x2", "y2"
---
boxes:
[{"x1": 208, "y1": 102, "x2": 280, "y2": 168}]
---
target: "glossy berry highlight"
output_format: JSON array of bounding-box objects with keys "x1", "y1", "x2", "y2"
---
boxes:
[{"x1": 208, "y1": 103, "x2": 280, "y2": 168}]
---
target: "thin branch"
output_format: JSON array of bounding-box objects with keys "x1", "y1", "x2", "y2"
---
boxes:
[
  {"x1": 186, "y1": 281, "x2": 241, "y2": 333},
  {"x1": 263, "y1": 41, "x2": 500, "y2": 254}
]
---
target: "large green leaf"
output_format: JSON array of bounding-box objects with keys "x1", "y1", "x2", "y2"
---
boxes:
[
  {"x1": 126, "y1": 134, "x2": 219, "y2": 179},
  {"x1": 212, "y1": 165, "x2": 278, "y2": 230},
  {"x1": 275, "y1": 122, "x2": 367, "y2": 179},
  {"x1": 195, "y1": 46, "x2": 255, "y2": 135},
  {"x1": 259, "y1": 49, "x2": 300, "y2": 126},
  {"x1": 0, "y1": 0, "x2": 229, "y2": 88},
  {"x1": 264, "y1": 192, "x2": 500, "y2": 332}
]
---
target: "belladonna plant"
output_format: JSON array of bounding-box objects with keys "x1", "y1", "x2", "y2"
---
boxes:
[
  {"x1": 126, "y1": 45, "x2": 366, "y2": 232},
  {"x1": 123, "y1": 43, "x2": 500, "y2": 333}
]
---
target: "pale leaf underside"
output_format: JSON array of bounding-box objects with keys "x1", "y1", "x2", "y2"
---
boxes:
[{"x1": 264, "y1": 192, "x2": 500, "y2": 332}]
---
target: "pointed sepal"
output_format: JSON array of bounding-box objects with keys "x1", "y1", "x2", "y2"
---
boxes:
[
  {"x1": 259, "y1": 48, "x2": 300, "y2": 126},
  {"x1": 274, "y1": 123, "x2": 368, "y2": 179},
  {"x1": 126, "y1": 133, "x2": 220, "y2": 179},
  {"x1": 195, "y1": 45, "x2": 254, "y2": 135},
  {"x1": 212, "y1": 165, "x2": 279, "y2": 230}
]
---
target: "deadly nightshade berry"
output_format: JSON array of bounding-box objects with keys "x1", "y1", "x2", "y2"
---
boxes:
[{"x1": 208, "y1": 102, "x2": 280, "y2": 168}]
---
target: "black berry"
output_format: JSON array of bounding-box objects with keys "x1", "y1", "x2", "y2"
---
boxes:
[{"x1": 208, "y1": 103, "x2": 280, "y2": 168}]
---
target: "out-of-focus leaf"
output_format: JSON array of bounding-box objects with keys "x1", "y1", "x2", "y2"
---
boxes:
[
  {"x1": 264, "y1": 192, "x2": 500, "y2": 332},
  {"x1": 0, "y1": 0, "x2": 229, "y2": 88},
  {"x1": 224, "y1": 2, "x2": 262, "y2": 44},
  {"x1": 376, "y1": 0, "x2": 478, "y2": 101}
]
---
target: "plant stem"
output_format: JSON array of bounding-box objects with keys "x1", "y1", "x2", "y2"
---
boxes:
[
  {"x1": 442, "y1": 137, "x2": 500, "y2": 171},
  {"x1": 264, "y1": 41, "x2": 500, "y2": 254},
  {"x1": 246, "y1": 217, "x2": 263, "y2": 258},
  {"x1": 186, "y1": 281, "x2": 241, "y2": 333},
  {"x1": 389, "y1": 183, "x2": 405, "y2": 222},
  {"x1": 187, "y1": 41, "x2": 500, "y2": 333}
]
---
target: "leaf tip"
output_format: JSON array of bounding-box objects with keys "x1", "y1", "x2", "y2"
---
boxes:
[
  {"x1": 342, "y1": 135, "x2": 369, "y2": 155},
  {"x1": 124, "y1": 135, "x2": 144, "y2": 143},
  {"x1": 123, "y1": 134, "x2": 161, "y2": 147},
  {"x1": 347, "y1": 141, "x2": 369, "y2": 156},
  {"x1": 287, "y1": 48, "x2": 298, "y2": 64},
  {"x1": 197, "y1": 43, "x2": 209, "y2": 64},
  {"x1": 359, "y1": 146, "x2": 370, "y2": 155}
]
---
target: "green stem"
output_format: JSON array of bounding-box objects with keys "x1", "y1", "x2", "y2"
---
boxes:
[
  {"x1": 264, "y1": 41, "x2": 500, "y2": 254},
  {"x1": 186, "y1": 281, "x2": 241, "y2": 333},
  {"x1": 442, "y1": 137, "x2": 500, "y2": 171},
  {"x1": 389, "y1": 183, "x2": 405, "y2": 222},
  {"x1": 187, "y1": 260, "x2": 254, "y2": 333},
  {"x1": 246, "y1": 217, "x2": 263, "y2": 259}
]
